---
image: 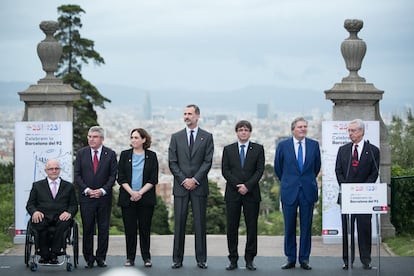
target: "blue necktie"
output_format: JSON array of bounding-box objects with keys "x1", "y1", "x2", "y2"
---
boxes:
[
  {"x1": 240, "y1": 145, "x2": 246, "y2": 167},
  {"x1": 298, "y1": 141, "x2": 303, "y2": 172}
]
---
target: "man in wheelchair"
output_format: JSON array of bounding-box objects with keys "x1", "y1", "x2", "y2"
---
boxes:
[{"x1": 26, "y1": 159, "x2": 78, "y2": 264}]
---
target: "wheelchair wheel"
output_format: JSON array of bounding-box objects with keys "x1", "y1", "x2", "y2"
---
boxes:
[
  {"x1": 66, "y1": 262, "x2": 73, "y2": 272},
  {"x1": 24, "y1": 222, "x2": 33, "y2": 267},
  {"x1": 72, "y1": 221, "x2": 79, "y2": 268},
  {"x1": 30, "y1": 262, "x2": 38, "y2": 272}
]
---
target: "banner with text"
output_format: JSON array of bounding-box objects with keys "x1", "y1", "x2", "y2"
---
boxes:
[{"x1": 14, "y1": 121, "x2": 73, "y2": 243}]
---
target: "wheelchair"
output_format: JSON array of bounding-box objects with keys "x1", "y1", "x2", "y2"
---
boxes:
[{"x1": 24, "y1": 219, "x2": 79, "y2": 272}]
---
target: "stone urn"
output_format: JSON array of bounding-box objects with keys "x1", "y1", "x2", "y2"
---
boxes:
[{"x1": 341, "y1": 19, "x2": 366, "y2": 82}]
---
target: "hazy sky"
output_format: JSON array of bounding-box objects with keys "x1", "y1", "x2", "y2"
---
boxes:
[{"x1": 1, "y1": 0, "x2": 413, "y2": 111}]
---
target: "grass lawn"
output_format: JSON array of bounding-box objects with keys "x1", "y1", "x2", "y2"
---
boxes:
[{"x1": 384, "y1": 233, "x2": 414, "y2": 256}]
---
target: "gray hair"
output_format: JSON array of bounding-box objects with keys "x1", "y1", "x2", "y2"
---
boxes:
[
  {"x1": 290, "y1": 117, "x2": 308, "y2": 131},
  {"x1": 349, "y1": 119, "x2": 365, "y2": 134},
  {"x1": 88, "y1": 126, "x2": 105, "y2": 138}
]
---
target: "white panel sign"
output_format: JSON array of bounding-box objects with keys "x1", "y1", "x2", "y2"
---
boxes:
[
  {"x1": 341, "y1": 183, "x2": 388, "y2": 214},
  {"x1": 14, "y1": 121, "x2": 73, "y2": 243}
]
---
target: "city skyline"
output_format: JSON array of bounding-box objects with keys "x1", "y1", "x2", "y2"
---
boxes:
[{"x1": 0, "y1": 0, "x2": 413, "y2": 116}]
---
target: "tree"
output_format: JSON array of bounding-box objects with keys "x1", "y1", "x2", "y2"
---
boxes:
[
  {"x1": 152, "y1": 196, "x2": 172, "y2": 234},
  {"x1": 259, "y1": 164, "x2": 280, "y2": 215},
  {"x1": 389, "y1": 108, "x2": 414, "y2": 169},
  {"x1": 184, "y1": 180, "x2": 226, "y2": 234},
  {"x1": 55, "y1": 4, "x2": 111, "y2": 152}
]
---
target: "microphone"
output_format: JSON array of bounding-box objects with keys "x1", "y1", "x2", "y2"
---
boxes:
[{"x1": 366, "y1": 140, "x2": 380, "y2": 181}]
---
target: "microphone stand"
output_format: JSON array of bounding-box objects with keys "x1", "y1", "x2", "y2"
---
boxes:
[{"x1": 367, "y1": 140, "x2": 381, "y2": 276}]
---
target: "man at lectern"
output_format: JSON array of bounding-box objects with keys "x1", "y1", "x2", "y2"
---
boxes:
[{"x1": 335, "y1": 119, "x2": 380, "y2": 270}]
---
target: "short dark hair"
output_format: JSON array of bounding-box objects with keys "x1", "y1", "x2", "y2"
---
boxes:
[
  {"x1": 186, "y1": 104, "x2": 200, "y2": 115},
  {"x1": 235, "y1": 120, "x2": 252, "y2": 132},
  {"x1": 130, "y1": 128, "x2": 152, "y2": 149}
]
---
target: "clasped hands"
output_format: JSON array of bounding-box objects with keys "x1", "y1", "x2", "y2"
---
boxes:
[
  {"x1": 237, "y1": 184, "x2": 248, "y2": 195},
  {"x1": 86, "y1": 188, "x2": 104, "y2": 198},
  {"x1": 31, "y1": 211, "x2": 72, "y2": 223},
  {"x1": 130, "y1": 190, "x2": 143, "y2": 201},
  {"x1": 182, "y1": 178, "x2": 197, "y2": 190}
]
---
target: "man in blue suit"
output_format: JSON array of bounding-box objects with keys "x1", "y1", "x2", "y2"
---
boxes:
[{"x1": 274, "y1": 117, "x2": 321, "y2": 270}]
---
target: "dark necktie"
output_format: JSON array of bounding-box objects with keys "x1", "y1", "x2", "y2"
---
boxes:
[
  {"x1": 93, "y1": 150, "x2": 99, "y2": 174},
  {"x1": 240, "y1": 145, "x2": 246, "y2": 167},
  {"x1": 189, "y1": 130, "x2": 194, "y2": 154},
  {"x1": 351, "y1": 144, "x2": 359, "y2": 172},
  {"x1": 298, "y1": 141, "x2": 303, "y2": 172}
]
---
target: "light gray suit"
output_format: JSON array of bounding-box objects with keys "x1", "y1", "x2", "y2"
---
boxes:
[{"x1": 168, "y1": 127, "x2": 214, "y2": 264}]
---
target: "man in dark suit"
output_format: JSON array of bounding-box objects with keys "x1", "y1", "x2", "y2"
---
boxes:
[
  {"x1": 74, "y1": 126, "x2": 117, "y2": 268},
  {"x1": 26, "y1": 159, "x2": 78, "y2": 264},
  {"x1": 274, "y1": 117, "x2": 321, "y2": 270},
  {"x1": 335, "y1": 119, "x2": 380, "y2": 270},
  {"x1": 222, "y1": 120, "x2": 265, "y2": 271},
  {"x1": 168, "y1": 104, "x2": 214, "y2": 269}
]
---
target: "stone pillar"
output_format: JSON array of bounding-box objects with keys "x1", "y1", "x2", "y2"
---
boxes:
[
  {"x1": 325, "y1": 19, "x2": 395, "y2": 238},
  {"x1": 18, "y1": 21, "x2": 80, "y2": 121}
]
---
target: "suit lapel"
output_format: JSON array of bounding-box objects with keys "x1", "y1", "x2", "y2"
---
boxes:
[
  {"x1": 178, "y1": 129, "x2": 191, "y2": 158},
  {"x1": 97, "y1": 146, "x2": 110, "y2": 173},
  {"x1": 359, "y1": 142, "x2": 368, "y2": 166},
  {"x1": 191, "y1": 128, "x2": 205, "y2": 156}
]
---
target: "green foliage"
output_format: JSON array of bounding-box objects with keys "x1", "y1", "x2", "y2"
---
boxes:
[
  {"x1": 384, "y1": 233, "x2": 414, "y2": 256},
  {"x1": 390, "y1": 175, "x2": 414, "y2": 234},
  {"x1": 257, "y1": 211, "x2": 284, "y2": 235},
  {"x1": 389, "y1": 108, "x2": 414, "y2": 169},
  {"x1": 0, "y1": 183, "x2": 14, "y2": 253},
  {"x1": 55, "y1": 4, "x2": 110, "y2": 152},
  {"x1": 152, "y1": 196, "x2": 172, "y2": 234},
  {"x1": 110, "y1": 188, "x2": 124, "y2": 234},
  {"x1": 389, "y1": 108, "x2": 414, "y2": 235},
  {"x1": 184, "y1": 180, "x2": 226, "y2": 234},
  {"x1": 260, "y1": 164, "x2": 280, "y2": 215},
  {"x1": 0, "y1": 163, "x2": 13, "y2": 184}
]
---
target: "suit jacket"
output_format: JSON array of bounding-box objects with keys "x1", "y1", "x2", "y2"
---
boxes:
[
  {"x1": 335, "y1": 141, "x2": 380, "y2": 184},
  {"x1": 274, "y1": 137, "x2": 321, "y2": 205},
  {"x1": 168, "y1": 128, "x2": 214, "y2": 197},
  {"x1": 222, "y1": 142, "x2": 265, "y2": 202},
  {"x1": 26, "y1": 178, "x2": 78, "y2": 220},
  {"x1": 117, "y1": 148, "x2": 159, "y2": 207},
  {"x1": 74, "y1": 145, "x2": 118, "y2": 203}
]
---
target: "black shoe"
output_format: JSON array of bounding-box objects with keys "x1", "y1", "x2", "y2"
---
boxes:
[
  {"x1": 124, "y1": 259, "x2": 135, "y2": 267},
  {"x1": 48, "y1": 253, "x2": 58, "y2": 264},
  {"x1": 363, "y1": 263, "x2": 372, "y2": 270},
  {"x1": 96, "y1": 260, "x2": 107, "y2": 267},
  {"x1": 226, "y1": 262, "x2": 238, "y2": 270},
  {"x1": 171, "y1": 262, "x2": 182, "y2": 269},
  {"x1": 144, "y1": 259, "x2": 152, "y2": 268},
  {"x1": 197, "y1": 262, "x2": 207, "y2": 269},
  {"x1": 281, "y1": 262, "x2": 295, "y2": 269},
  {"x1": 300, "y1": 262, "x2": 312, "y2": 270},
  {"x1": 246, "y1": 261, "x2": 257, "y2": 271},
  {"x1": 39, "y1": 257, "x2": 49, "y2": 264},
  {"x1": 342, "y1": 264, "x2": 348, "y2": 270},
  {"x1": 85, "y1": 260, "x2": 94, "y2": 269}
]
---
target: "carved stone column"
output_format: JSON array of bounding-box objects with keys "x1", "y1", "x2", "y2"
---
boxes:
[
  {"x1": 19, "y1": 20, "x2": 80, "y2": 121},
  {"x1": 325, "y1": 19, "x2": 395, "y2": 238}
]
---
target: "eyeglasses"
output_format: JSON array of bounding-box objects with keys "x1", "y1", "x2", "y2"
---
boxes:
[{"x1": 46, "y1": 167, "x2": 61, "y2": 171}]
